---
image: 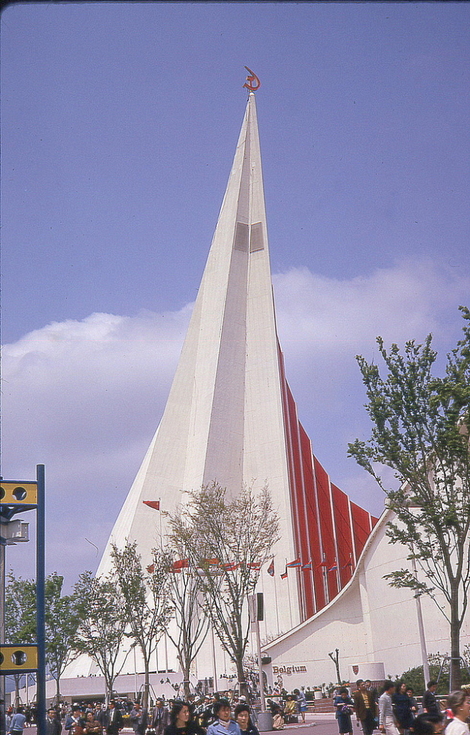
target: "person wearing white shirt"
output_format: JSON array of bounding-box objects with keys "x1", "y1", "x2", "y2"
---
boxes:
[
  {"x1": 379, "y1": 682, "x2": 400, "y2": 735},
  {"x1": 445, "y1": 691, "x2": 470, "y2": 735}
]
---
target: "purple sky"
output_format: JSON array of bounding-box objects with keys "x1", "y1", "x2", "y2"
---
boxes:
[{"x1": 2, "y1": 2, "x2": 469, "y2": 585}]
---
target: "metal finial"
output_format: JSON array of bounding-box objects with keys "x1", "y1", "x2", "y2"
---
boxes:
[{"x1": 243, "y1": 66, "x2": 261, "y2": 92}]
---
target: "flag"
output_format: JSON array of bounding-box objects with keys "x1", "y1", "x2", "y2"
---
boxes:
[
  {"x1": 143, "y1": 500, "x2": 160, "y2": 510},
  {"x1": 315, "y1": 561, "x2": 328, "y2": 569},
  {"x1": 280, "y1": 567, "x2": 288, "y2": 579},
  {"x1": 328, "y1": 564, "x2": 337, "y2": 572},
  {"x1": 201, "y1": 558, "x2": 220, "y2": 566},
  {"x1": 222, "y1": 562, "x2": 240, "y2": 571},
  {"x1": 342, "y1": 560, "x2": 353, "y2": 569},
  {"x1": 146, "y1": 564, "x2": 155, "y2": 573},
  {"x1": 247, "y1": 562, "x2": 261, "y2": 569},
  {"x1": 267, "y1": 559, "x2": 275, "y2": 577},
  {"x1": 172, "y1": 559, "x2": 189, "y2": 571},
  {"x1": 286, "y1": 558, "x2": 301, "y2": 568},
  {"x1": 301, "y1": 561, "x2": 312, "y2": 571}
]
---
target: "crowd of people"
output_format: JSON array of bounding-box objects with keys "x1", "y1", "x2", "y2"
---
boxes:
[
  {"x1": 3, "y1": 695, "x2": 262, "y2": 735},
  {"x1": 333, "y1": 679, "x2": 470, "y2": 735},
  {"x1": 4, "y1": 679, "x2": 470, "y2": 735},
  {"x1": 4, "y1": 687, "x2": 311, "y2": 735}
]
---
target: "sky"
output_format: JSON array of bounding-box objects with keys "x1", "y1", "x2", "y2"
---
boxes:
[{"x1": 1, "y1": 2, "x2": 469, "y2": 586}]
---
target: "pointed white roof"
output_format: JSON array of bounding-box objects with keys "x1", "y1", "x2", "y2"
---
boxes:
[{"x1": 94, "y1": 93, "x2": 301, "y2": 633}]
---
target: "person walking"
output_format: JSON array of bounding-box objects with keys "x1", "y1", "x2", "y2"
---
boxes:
[
  {"x1": 353, "y1": 680, "x2": 378, "y2": 735},
  {"x1": 379, "y1": 682, "x2": 400, "y2": 735},
  {"x1": 444, "y1": 691, "x2": 470, "y2": 735},
  {"x1": 234, "y1": 704, "x2": 259, "y2": 735},
  {"x1": 334, "y1": 687, "x2": 354, "y2": 735},
  {"x1": 106, "y1": 702, "x2": 123, "y2": 735},
  {"x1": 164, "y1": 702, "x2": 205, "y2": 735},
  {"x1": 10, "y1": 708, "x2": 27, "y2": 735},
  {"x1": 392, "y1": 682, "x2": 414, "y2": 735},
  {"x1": 206, "y1": 701, "x2": 241, "y2": 735},
  {"x1": 423, "y1": 683, "x2": 440, "y2": 717},
  {"x1": 152, "y1": 700, "x2": 170, "y2": 735},
  {"x1": 65, "y1": 707, "x2": 86, "y2": 735},
  {"x1": 46, "y1": 709, "x2": 62, "y2": 735}
]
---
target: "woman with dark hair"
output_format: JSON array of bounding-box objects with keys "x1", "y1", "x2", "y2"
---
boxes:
[
  {"x1": 234, "y1": 704, "x2": 259, "y2": 735},
  {"x1": 406, "y1": 689, "x2": 418, "y2": 720},
  {"x1": 163, "y1": 703, "x2": 205, "y2": 735},
  {"x1": 444, "y1": 692, "x2": 470, "y2": 735},
  {"x1": 412, "y1": 714, "x2": 444, "y2": 735},
  {"x1": 334, "y1": 688, "x2": 354, "y2": 735},
  {"x1": 393, "y1": 682, "x2": 414, "y2": 735}
]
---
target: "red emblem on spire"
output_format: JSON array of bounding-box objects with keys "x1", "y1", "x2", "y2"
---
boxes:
[{"x1": 243, "y1": 66, "x2": 261, "y2": 92}]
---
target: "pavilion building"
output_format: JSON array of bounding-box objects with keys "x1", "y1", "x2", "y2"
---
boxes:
[{"x1": 63, "y1": 90, "x2": 469, "y2": 695}]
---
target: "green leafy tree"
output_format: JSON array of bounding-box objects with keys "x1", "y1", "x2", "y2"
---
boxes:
[
  {"x1": 44, "y1": 573, "x2": 80, "y2": 703},
  {"x1": 396, "y1": 652, "x2": 470, "y2": 695},
  {"x1": 110, "y1": 541, "x2": 174, "y2": 708},
  {"x1": 168, "y1": 482, "x2": 279, "y2": 696},
  {"x1": 348, "y1": 306, "x2": 470, "y2": 689},
  {"x1": 5, "y1": 573, "x2": 79, "y2": 706},
  {"x1": 73, "y1": 570, "x2": 129, "y2": 702},
  {"x1": 5, "y1": 574, "x2": 37, "y2": 707}
]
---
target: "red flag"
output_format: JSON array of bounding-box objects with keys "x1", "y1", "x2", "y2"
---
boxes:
[
  {"x1": 222, "y1": 562, "x2": 240, "y2": 571},
  {"x1": 267, "y1": 560, "x2": 275, "y2": 577},
  {"x1": 286, "y1": 558, "x2": 301, "y2": 568},
  {"x1": 280, "y1": 567, "x2": 288, "y2": 580},
  {"x1": 172, "y1": 559, "x2": 189, "y2": 571},
  {"x1": 146, "y1": 564, "x2": 155, "y2": 573},
  {"x1": 247, "y1": 562, "x2": 261, "y2": 569},
  {"x1": 143, "y1": 500, "x2": 160, "y2": 510}
]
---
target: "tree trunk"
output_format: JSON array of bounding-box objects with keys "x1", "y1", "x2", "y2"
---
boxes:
[
  {"x1": 105, "y1": 675, "x2": 114, "y2": 706},
  {"x1": 449, "y1": 585, "x2": 461, "y2": 690},
  {"x1": 235, "y1": 656, "x2": 248, "y2": 698},
  {"x1": 143, "y1": 657, "x2": 150, "y2": 709},
  {"x1": 182, "y1": 652, "x2": 192, "y2": 699},
  {"x1": 56, "y1": 676, "x2": 61, "y2": 705},
  {"x1": 14, "y1": 675, "x2": 20, "y2": 708}
]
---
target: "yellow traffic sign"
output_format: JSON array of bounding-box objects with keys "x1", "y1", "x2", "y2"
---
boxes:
[
  {"x1": 0, "y1": 645, "x2": 38, "y2": 672},
  {"x1": 0, "y1": 482, "x2": 38, "y2": 505}
]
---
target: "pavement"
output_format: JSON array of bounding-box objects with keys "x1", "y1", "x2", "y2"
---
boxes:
[{"x1": 257, "y1": 711, "x2": 341, "y2": 735}]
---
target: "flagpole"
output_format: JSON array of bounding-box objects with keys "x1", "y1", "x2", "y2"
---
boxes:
[
  {"x1": 273, "y1": 569, "x2": 280, "y2": 636},
  {"x1": 285, "y1": 559, "x2": 293, "y2": 629}
]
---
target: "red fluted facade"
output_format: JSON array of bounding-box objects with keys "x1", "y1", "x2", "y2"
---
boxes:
[{"x1": 278, "y1": 344, "x2": 378, "y2": 621}]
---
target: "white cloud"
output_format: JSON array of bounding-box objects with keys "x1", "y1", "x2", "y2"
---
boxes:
[{"x1": 2, "y1": 258, "x2": 469, "y2": 584}]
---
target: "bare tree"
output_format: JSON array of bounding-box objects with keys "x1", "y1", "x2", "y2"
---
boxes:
[
  {"x1": 111, "y1": 541, "x2": 174, "y2": 708},
  {"x1": 162, "y1": 547, "x2": 210, "y2": 698},
  {"x1": 168, "y1": 482, "x2": 279, "y2": 695}
]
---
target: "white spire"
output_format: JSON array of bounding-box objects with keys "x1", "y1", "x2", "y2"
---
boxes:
[{"x1": 94, "y1": 91, "x2": 301, "y2": 633}]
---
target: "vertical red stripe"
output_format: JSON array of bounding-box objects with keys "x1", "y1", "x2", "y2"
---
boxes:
[
  {"x1": 331, "y1": 484, "x2": 355, "y2": 586},
  {"x1": 277, "y1": 347, "x2": 380, "y2": 621}
]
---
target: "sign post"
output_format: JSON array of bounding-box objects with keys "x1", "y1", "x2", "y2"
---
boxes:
[{"x1": 0, "y1": 467, "x2": 46, "y2": 735}]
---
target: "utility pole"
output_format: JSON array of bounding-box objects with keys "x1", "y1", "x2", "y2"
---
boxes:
[{"x1": 0, "y1": 467, "x2": 46, "y2": 735}]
